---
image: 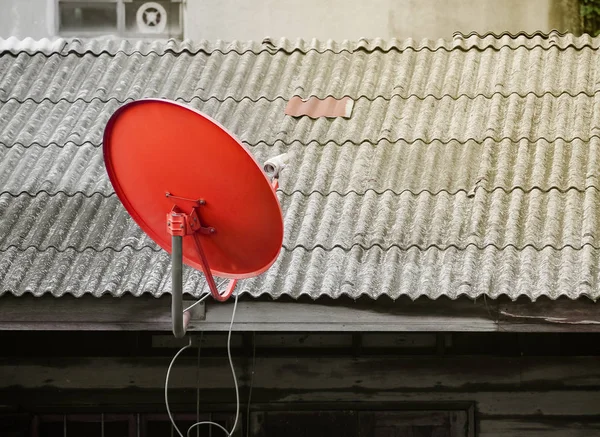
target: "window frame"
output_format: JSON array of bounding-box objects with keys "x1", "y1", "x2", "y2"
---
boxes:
[
  {"x1": 23, "y1": 412, "x2": 238, "y2": 437},
  {"x1": 4, "y1": 404, "x2": 474, "y2": 437},
  {"x1": 248, "y1": 402, "x2": 476, "y2": 437},
  {"x1": 55, "y1": 0, "x2": 183, "y2": 38}
]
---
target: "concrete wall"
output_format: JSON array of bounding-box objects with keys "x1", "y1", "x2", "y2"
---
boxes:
[
  {"x1": 0, "y1": 0, "x2": 581, "y2": 41},
  {"x1": 1, "y1": 0, "x2": 53, "y2": 39},
  {"x1": 185, "y1": 0, "x2": 581, "y2": 41}
]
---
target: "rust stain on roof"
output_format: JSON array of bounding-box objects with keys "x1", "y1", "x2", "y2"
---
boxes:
[{"x1": 285, "y1": 96, "x2": 354, "y2": 118}]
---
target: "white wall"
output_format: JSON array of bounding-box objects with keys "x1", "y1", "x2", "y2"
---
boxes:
[
  {"x1": 184, "y1": 0, "x2": 574, "y2": 41},
  {"x1": 0, "y1": 0, "x2": 579, "y2": 41},
  {"x1": 1, "y1": 0, "x2": 53, "y2": 39}
]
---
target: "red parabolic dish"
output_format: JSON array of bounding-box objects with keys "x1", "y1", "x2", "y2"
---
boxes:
[{"x1": 103, "y1": 99, "x2": 284, "y2": 279}]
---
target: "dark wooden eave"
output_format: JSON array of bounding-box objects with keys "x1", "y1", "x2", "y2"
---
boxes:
[{"x1": 0, "y1": 294, "x2": 599, "y2": 332}]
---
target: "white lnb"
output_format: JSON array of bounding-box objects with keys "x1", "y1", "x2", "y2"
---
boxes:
[{"x1": 263, "y1": 152, "x2": 290, "y2": 178}]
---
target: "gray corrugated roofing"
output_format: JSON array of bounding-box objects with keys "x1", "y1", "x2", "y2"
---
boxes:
[
  {"x1": 2, "y1": 189, "x2": 598, "y2": 252},
  {"x1": 2, "y1": 47, "x2": 599, "y2": 102},
  {"x1": 0, "y1": 31, "x2": 596, "y2": 56},
  {"x1": 3, "y1": 94, "x2": 600, "y2": 146},
  {"x1": 1, "y1": 245, "x2": 598, "y2": 300},
  {"x1": 1, "y1": 31, "x2": 599, "y2": 301}
]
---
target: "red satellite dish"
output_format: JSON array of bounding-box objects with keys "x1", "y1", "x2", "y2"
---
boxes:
[{"x1": 103, "y1": 99, "x2": 284, "y2": 337}]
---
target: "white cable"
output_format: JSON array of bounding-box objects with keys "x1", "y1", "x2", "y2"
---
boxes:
[
  {"x1": 184, "y1": 276, "x2": 232, "y2": 313},
  {"x1": 187, "y1": 292, "x2": 240, "y2": 437},
  {"x1": 165, "y1": 337, "x2": 193, "y2": 437},
  {"x1": 183, "y1": 292, "x2": 210, "y2": 313},
  {"x1": 195, "y1": 331, "x2": 204, "y2": 437},
  {"x1": 165, "y1": 292, "x2": 241, "y2": 437},
  {"x1": 245, "y1": 332, "x2": 256, "y2": 437}
]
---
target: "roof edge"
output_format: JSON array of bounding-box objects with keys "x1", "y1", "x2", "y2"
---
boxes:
[{"x1": 1, "y1": 30, "x2": 598, "y2": 57}]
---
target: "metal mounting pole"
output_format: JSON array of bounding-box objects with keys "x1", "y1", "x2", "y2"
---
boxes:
[
  {"x1": 166, "y1": 175, "x2": 279, "y2": 337},
  {"x1": 171, "y1": 235, "x2": 190, "y2": 338}
]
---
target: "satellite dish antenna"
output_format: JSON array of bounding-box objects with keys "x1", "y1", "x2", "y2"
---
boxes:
[{"x1": 103, "y1": 99, "x2": 284, "y2": 338}]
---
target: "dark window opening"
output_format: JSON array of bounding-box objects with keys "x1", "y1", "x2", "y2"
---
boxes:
[
  {"x1": 250, "y1": 409, "x2": 472, "y2": 437},
  {"x1": 2, "y1": 408, "x2": 473, "y2": 437},
  {"x1": 59, "y1": 2, "x2": 118, "y2": 32},
  {"x1": 10, "y1": 413, "x2": 234, "y2": 437}
]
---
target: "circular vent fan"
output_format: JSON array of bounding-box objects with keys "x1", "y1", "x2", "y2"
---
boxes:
[{"x1": 136, "y1": 2, "x2": 167, "y2": 33}]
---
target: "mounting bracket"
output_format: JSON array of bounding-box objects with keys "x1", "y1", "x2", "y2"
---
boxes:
[
  {"x1": 182, "y1": 299, "x2": 206, "y2": 321},
  {"x1": 166, "y1": 203, "x2": 237, "y2": 338}
]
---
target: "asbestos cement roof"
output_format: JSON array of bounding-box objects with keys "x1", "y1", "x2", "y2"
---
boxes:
[{"x1": 1, "y1": 31, "x2": 599, "y2": 301}]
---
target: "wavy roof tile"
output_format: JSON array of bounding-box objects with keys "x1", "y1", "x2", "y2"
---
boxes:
[{"x1": 1, "y1": 32, "x2": 599, "y2": 300}]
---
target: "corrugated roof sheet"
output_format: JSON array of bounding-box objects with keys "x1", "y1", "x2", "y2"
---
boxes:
[
  {"x1": 0, "y1": 31, "x2": 597, "y2": 56},
  {"x1": 2, "y1": 47, "x2": 599, "y2": 101},
  {"x1": 1, "y1": 245, "x2": 597, "y2": 300},
  {"x1": 1, "y1": 31, "x2": 600, "y2": 301},
  {"x1": 2, "y1": 188, "x2": 597, "y2": 252},
  {"x1": 3, "y1": 94, "x2": 600, "y2": 147}
]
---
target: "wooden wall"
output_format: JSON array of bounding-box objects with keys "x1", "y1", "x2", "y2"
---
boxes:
[{"x1": 2, "y1": 332, "x2": 600, "y2": 436}]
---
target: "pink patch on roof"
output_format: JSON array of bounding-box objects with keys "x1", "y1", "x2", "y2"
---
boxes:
[{"x1": 285, "y1": 96, "x2": 354, "y2": 119}]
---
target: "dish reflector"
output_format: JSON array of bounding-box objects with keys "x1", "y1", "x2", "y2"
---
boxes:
[
  {"x1": 104, "y1": 98, "x2": 283, "y2": 277},
  {"x1": 103, "y1": 99, "x2": 284, "y2": 335}
]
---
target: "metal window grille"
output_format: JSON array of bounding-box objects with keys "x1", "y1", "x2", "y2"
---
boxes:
[
  {"x1": 56, "y1": 0, "x2": 183, "y2": 38},
  {"x1": 26, "y1": 413, "x2": 233, "y2": 437}
]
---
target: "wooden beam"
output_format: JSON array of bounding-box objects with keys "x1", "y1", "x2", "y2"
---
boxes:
[
  {"x1": 200, "y1": 298, "x2": 498, "y2": 332},
  {"x1": 0, "y1": 294, "x2": 498, "y2": 332},
  {"x1": 2, "y1": 356, "x2": 600, "y2": 391},
  {"x1": 0, "y1": 294, "x2": 195, "y2": 331},
  {"x1": 498, "y1": 298, "x2": 600, "y2": 331},
  {"x1": 0, "y1": 294, "x2": 599, "y2": 332},
  {"x1": 2, "y1": 356, "x2": 600, "y2": 417},
  {"x1": 478, "y1": 417, "x2": 600, "y2": 437}
]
